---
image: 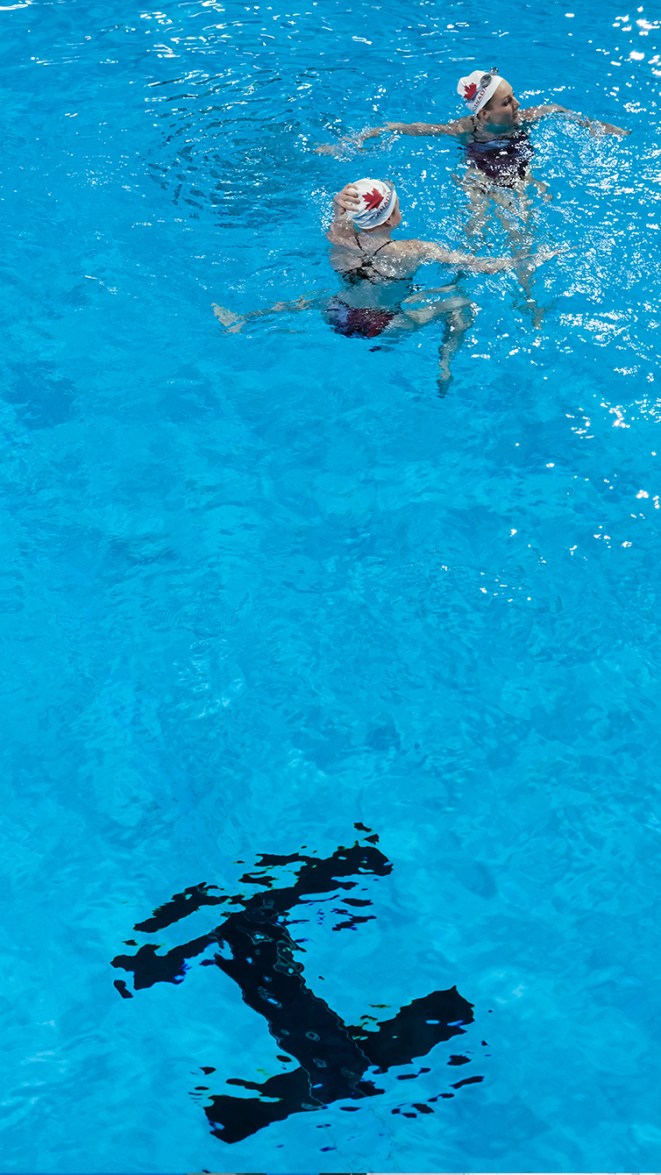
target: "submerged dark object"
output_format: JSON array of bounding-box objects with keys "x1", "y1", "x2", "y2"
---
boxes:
[{"x1": 112, "y1": 828, "x2": 480, "y2": 1143}]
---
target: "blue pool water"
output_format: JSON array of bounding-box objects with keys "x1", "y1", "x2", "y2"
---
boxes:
[{"x1": 2, "y1": 0, "x2": 661, "y2": 1171}]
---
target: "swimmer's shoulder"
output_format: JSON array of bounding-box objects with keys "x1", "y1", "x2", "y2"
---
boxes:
[
  {"x1": 384, "y1": 239, "x2": 444, "y2": 273},
  {"x1": 448, "y1": 115, "x2": 475, "y2": 141},
  {"x1": 329, "y1": 238, "x2": 362, "y2": 273}
]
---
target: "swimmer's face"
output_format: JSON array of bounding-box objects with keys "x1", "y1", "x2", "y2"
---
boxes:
[{"x1": 479, "y1": 79, "x2": 520, "y2": 128}]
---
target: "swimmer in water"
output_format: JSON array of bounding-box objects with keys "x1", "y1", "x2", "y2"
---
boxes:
[
  {"x1": 323, "y1": 68, "x2": 628, "y2": 228},
  {"x1": 317, "y1": 66, "x2": 630, "y2": 164},
  {"x1": 325, "y1": 70, "x2": 611, "y2": 322},
  {"x1": 213, "y1": 177, "x2": 560, "y2": 389}
]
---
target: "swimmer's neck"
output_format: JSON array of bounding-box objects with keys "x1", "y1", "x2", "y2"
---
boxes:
[{"x1": 472, "y1": 117, "x2": 521, "y2": 141}]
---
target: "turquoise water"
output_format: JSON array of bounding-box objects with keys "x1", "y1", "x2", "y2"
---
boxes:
[{"x1": 1, "y1": 0, "x2": 661, "y2": 1171}]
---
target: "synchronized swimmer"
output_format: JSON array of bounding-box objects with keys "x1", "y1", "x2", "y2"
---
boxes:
[
  {"x1": 318, "y1": 67, "x2": 629, "y2": 188},
  {"x1": 216, "y1": 65, "x2": 627, "y2": 388},
  {"x1": 214, "y1": 177, "x2": 559, "y2": 388},
  {"x1": 322, "y1": 68, "x2": 628, "y2": 324}
]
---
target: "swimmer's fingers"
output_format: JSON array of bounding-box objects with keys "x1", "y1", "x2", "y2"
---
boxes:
[
  {"x1": 333, "y1": 183, "x2": 361, "y2": 212},
  {"x1": 315, "y1": 143, "x2": 345, "y2": 156}
]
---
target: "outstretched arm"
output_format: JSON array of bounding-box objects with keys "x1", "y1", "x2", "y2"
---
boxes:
[
  {"x1": 370, "y1": 117, "x2": 471, "y2": 138},
  {"x1": 315, "y1": 116, "x2": 472, "y2": 154},
  {"x1": 403, "y1": 240, "x2": 561, "y2": 274},
  {"x1": 521, "y1": 103, "x2": 630, "y2": 136}
]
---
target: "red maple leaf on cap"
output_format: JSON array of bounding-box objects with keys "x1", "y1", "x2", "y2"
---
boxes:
[
  {"x1": 362, "y1": 187, "x2": 384, "y2": 211},
  {"x1": 464, "y1": 81, "x2": 478, "y2": 100}
]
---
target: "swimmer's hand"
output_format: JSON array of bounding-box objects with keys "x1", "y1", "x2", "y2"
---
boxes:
[
  {"x1": 589, "y1": 119, "x2": 630, "y2": 137},
  {"x1": 602, "y1": 122, "x2": 630, "y2": 137},
  {"x1": 212, "y1": 303, "x2": 245, "y2": 333},
  {"x1": 315, "y1": 142, "x2": 346, "y2": 156},
  {"x1": 333, "y1": 182, "x2": 362, "y2": 214},
  {"x1": 315, "y1": 126, "x2": 388, "y2": 154}
]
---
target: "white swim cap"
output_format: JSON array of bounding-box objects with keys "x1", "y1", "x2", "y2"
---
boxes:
[
  {"x1": 457, "y1": 68, "x2": 502, "y2": 115},
  {"x1": 346, "y1": 178, "x2": 397, "y2": 231}
]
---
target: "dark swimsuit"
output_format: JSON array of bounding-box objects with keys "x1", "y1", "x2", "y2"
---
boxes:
[
  {"x1": 465, "y1": 129, "x2": 534, "y2": 188},
  {"x1": 327, "y1": 301, "x2": 396, "y2": 339},
  {"x1": 327, "y1": 236, "x2": 399, "y2": 340}
]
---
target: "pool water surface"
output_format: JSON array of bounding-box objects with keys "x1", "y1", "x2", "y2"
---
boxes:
[{"x1": 1, "y1": 0, "x2": 661, "y2": 1171}]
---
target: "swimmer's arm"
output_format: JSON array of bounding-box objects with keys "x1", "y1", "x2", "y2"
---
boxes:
[
  {"x1": 372, "y1": 116, "x2": 472, "y2": 138},
  {"x1": 400, "y1": 241, "x2": 560, "y2": 274},
  {"x1": 400, "y1": 241, "x2": 515, "y2": 273},
  {"x1": 326, "y1": 184, "x2": 360, "y2": 244},
  {"x1": 326, "y1": 212, "x2": 356, "y2": 246},
  {"x1": 521, "y1": 104, "x2": 630, "y2": 136},
  {"x1": 315, "y1": 116, "x2": 472, "y2": 153}
]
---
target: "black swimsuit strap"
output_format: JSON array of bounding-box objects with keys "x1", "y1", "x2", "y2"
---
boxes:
[{"x1": 354, "y1": 233, "x2": 393, "y2": 258}]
